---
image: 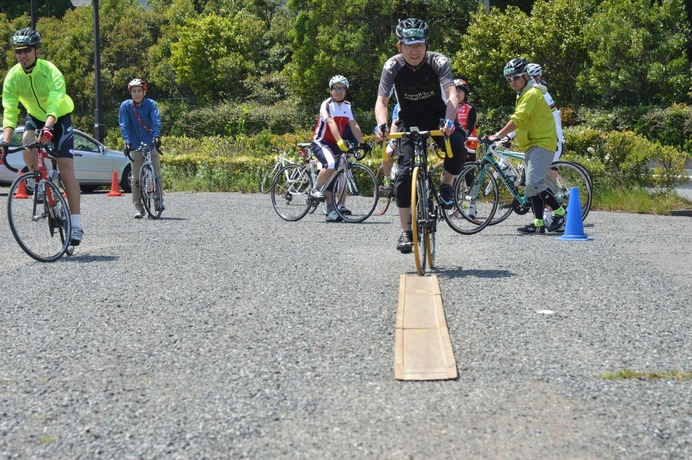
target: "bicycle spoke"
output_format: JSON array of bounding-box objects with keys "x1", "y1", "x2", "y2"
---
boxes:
[
  {"x1": 336, "y1": 163, "x2": 378, "y2": 223},
  {"x1": 442, "y1": 163, "x2": 497, "y2": 235},
  {"x1": 271, "y1": 164, "x2": 312, "y2": 221},
  {"x1": 7, "y1": 174, "x2": 71, "y2": 262}
]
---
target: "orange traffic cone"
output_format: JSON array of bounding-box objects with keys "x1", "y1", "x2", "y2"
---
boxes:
[
  {"x1": 14, "y1": 172, "x2": 29, "y2": 199},
  {"x1": 106, "y1": 170, "x2": 123, "y2": 197}
]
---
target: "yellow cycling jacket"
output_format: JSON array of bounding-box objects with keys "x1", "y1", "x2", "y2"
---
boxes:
[
  {"x1": 510, "y1": 80, "x2": 557, "y2": 152},
  {"x1": 2, "y1": 59, "x2": 74, "y2": 129}
]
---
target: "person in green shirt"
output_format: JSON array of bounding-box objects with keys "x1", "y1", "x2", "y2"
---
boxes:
[
  {"x1": 486, "y1": 58, "x2": 566, "y2": 234},
  {"x1": 0, "y1": 28, "x2": 83, "y2": 245}
]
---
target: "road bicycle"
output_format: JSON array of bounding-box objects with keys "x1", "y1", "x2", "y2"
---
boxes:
[
  {"x1": 260, "y1": 147, "x2": 304, "y2": 194},
  {"x1": 131, "y1": 143, "x2": 164, "y2": 219},
  {"x1": 3, "y1": 140, "x2": 73, "y2": 262},
  {"x1": 374, "y1": 138, "x2": 445, "y2": 216},
  {"x1": 385, "y1": 127, "x2": 496, "y2": 276},
  {"x1": 271, "y1": 143, "x2": 378, "y2": 223},
  {"x1": 456, "y1": 138, "x2": 593, "y2": 227}
]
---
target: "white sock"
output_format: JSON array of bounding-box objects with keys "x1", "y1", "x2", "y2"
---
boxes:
[{"x1": 71, "y1": 214, "x2": 81, "y2": 229}]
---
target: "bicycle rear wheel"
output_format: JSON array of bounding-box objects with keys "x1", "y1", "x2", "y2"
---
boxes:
[
  {"x1": 411, "y1": 166, "x2": 428, "y2": 276},
  {"x1": 374, "y1": 164, "x2": 392, "y2": 216},
  {"x1": 546, "y1": 161, "x2": 592, "y2": 221},
  {"x1": 7, "y1": 173, "x2": 72, "y2": 262},
  {"x1": 442, "y1": 163, "x2": 498, "y2": 235},
  {"x1": 141, "y1": 165, "x2": 163, "y2": 219},
  {"x1": 334, "y1": 163, "x2": 378, "y2": 223},
  {"x1": 271, "y1": 164, "x2": 312, "y2": 221}
]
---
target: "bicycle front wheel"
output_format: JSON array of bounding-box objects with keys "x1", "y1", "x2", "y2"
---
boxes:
[
  {"x1": 141, "y1": 165, "x2": 163, "y2": 219},
  {"x1": 374, "y1": 164, "x2": 392, "y2": 216},
  {"x1": 271, "y1": 164, "x2": 312, "y2": 221},
  {"x1": 546, "y1": 161, "x2": 593, "y2": 221},
  {"x1": 334, "y1": 163, "x2": 378, "y2": 223},
  {"x1": 411, "y1": 166, "x2": 428, "y2": 276},
  {"x1": 442, "y1": 163, "x2": 498, "y2": 235},
  {"x1": 260, "y1": 162, "x2": 281, "y2": 194},
  {"x1": 7, "y1": 173, "x2": 72, "y2": 262}
]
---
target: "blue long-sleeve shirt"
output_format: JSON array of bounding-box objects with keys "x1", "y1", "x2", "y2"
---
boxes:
[{"x1": 119, "y1": 98, "x2": 161, "y2": 147}]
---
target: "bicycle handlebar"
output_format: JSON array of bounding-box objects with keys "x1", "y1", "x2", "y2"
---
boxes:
[
  {"x1": 1, "y1": 141, "x2": 55, "y2": 173},
  {"x1": 383, "y1": 128, "x2": 454, "y2": 159}
]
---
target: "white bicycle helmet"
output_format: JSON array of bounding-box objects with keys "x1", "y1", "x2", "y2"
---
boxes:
[
  {"x1": 526, "y1": 63, "x2": 542, "y2": 77},
  {"x1": 329, "y1": 75, "x2": 349, "y2": 89}
]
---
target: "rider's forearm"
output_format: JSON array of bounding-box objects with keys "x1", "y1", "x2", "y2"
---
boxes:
[{"x1": 495, "y1": 120, "x2": 517, "y2": 138}]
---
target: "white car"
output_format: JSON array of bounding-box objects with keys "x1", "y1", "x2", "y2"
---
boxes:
[{"x1": 0, "y1": 127, "x2": 132, "y2": 193}]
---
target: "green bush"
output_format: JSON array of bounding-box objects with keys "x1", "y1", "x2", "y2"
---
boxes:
[
  {"x1": 167, "y1": 100, "x2": 313, "y2": 138},
  {"x1": 636, "y1": 103, "x2": 692, "y2": 153},
  {"x1": 563, "y1": 127, "x2": 687, "y2": 191}
]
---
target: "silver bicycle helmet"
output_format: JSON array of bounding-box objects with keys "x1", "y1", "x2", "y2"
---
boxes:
[{"x1": 526, "y1": 63, "x2": 542, "y2": 77}]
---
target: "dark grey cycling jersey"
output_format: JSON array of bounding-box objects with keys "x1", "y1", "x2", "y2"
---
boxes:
[{"x1": 377, "y1": 52, "x2": 455, "y2": 122}]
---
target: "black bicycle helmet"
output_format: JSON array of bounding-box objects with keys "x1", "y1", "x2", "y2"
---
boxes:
[
  {"x1": 503, "y1": 58, "x2": 528, "y2": 77},
  {"x1": 395, "y1": 18, "x2": 430, "y2": 43},
  {"x1": 12, "y1": 28, "x2": 42, "y2": 48}
]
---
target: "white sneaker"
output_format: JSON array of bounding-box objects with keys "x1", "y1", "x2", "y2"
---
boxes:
[
  {"x1": 310, "y1": 188, "x2": 325, "y2": 200},
  {"x1": 134, "y1": 209, "x2": 145, "y2": 219},
  {"x1": 70, "y1": 227, "x2": 84, "y2": 246}
]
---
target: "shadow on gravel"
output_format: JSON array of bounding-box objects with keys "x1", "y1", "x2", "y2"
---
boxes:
[
  {"x1": 63, "y1": 255, "x2": 120, "y2": 263},
  {"x1": 436, "y1": 268, "x2": 515, "y2": 279},
  {"x1": 145, "y1": 217, "x2": 189, "y2": 221}
]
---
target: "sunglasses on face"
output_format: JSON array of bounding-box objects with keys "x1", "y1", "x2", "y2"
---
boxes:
[
  {"x1": 331, "y1": 86, "x2": 347, "y2": 92},
  {"x1": 506, "y1": 74, "x2": 523, "y2": 83},
  {"x1": 14, "y1": 48, "x2": 33, "y2": 55}
]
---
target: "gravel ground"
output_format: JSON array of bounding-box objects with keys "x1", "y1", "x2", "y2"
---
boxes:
[{"x1": 0, "y1": 190, "x2": 690, "y2": 459}]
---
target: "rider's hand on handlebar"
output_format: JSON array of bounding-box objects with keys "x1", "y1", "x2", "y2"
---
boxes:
[
  {"x1": 39, "y1": 125, "x2": 54, "y2": 144},
  {"x1": 441, "y1": 118, "x2": 456, "y2": 136},
  {"x1": 0, "y1": 141, "x2": 8, "y2": 161},
  {"x1": 337, "y1": 138, "x2": 350, "y2": 152},
  {"x1": 123, "y1": 143, "x2": 132, "y2": 161},
  {"x1": 374, "y1": 123, "x2": 389, "y2": 141},
  {"x1": 153, "y1": 136, "x2": 161, "y2": 150},
  {"x1": 358, "y1": 142, "x2": 372, "y2": 154}
]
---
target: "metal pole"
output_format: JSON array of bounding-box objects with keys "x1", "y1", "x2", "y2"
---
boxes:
[
  {"x1": 93, "y1": 0, "x2": 104, "y2": 142},
  {"x1": 30, "y1": 0, "x2": 36, "y2": 29}
]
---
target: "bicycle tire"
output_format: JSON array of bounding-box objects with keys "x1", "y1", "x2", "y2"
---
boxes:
[
  {"x1": 547, "y1": 161, "x2": 593, "y2": 221},
  {"x1": 260, "y1": 161, "x2": 282, "y2": 194},
  {"x1": 334, "y1": 163, "x2": 379, "y2": 223},
  {"x1": 374, "y1": 164, "x2": 392, "y2": 216},
  {"x1": 442, "y1": 163, "x2": 498, "y2": 235},
  {"x1": 7, "y1": 172, "x2": 72, "y2": 262},
  {"x1": 271, "y1": 164, "x2": 312, "y2": 221},
  {"x1": 411, "y1": 166, "x2": 428, "y2": 276},
  {"x1": 426, "y1": 200, "x2": 436, "y2": 270},
  {"x1": 141, "y1": 165, "x2": 163, "y2": 219}
]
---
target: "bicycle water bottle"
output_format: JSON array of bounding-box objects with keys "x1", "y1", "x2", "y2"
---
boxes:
[{"x1": 497, "y1": 158, "x2": 517, "y2": 183}]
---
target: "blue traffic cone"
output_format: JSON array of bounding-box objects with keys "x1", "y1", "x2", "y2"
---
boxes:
[{"x1": 557, "y1": 187, "x2": 592, "y2": 241}]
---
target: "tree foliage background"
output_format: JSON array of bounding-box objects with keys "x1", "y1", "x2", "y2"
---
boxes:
[{"x1": 0, "y1": 0, "x2": 690, "y2": 138}]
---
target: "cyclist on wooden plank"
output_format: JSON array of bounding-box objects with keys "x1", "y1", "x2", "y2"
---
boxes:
[{"x1": 373, "y1": 18, "x2": 466, "y2": 253}]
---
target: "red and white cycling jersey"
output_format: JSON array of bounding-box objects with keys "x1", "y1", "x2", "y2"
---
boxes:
[{"x1": 312, "y1": 97, "x2": 355, "y2": 144}]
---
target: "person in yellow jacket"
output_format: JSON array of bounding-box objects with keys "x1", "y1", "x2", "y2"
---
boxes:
[
  {"x1": 486, "y1": 58, "x2": 566, "y2": 234},
  {"x1": 0, "y1": 28, "x2": 83, "y2": 245}
]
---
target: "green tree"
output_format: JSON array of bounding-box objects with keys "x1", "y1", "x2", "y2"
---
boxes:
[
  {"x1": 453, "y1": 5, "x2": 533, "y2": 111},
  {"x1": 0, "y1": 0, "x2": 73, "y2": 20},
  {"x1": 577, "y1": 0, "x2": 691, "y2": 106},
  {"x1": 168, "y1": 12, "x2": 265, "y2": 103}
]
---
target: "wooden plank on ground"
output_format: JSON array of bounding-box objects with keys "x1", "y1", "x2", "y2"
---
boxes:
[{"x1": 394, "y1": 274, "x2": 458, "y2": 380}]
